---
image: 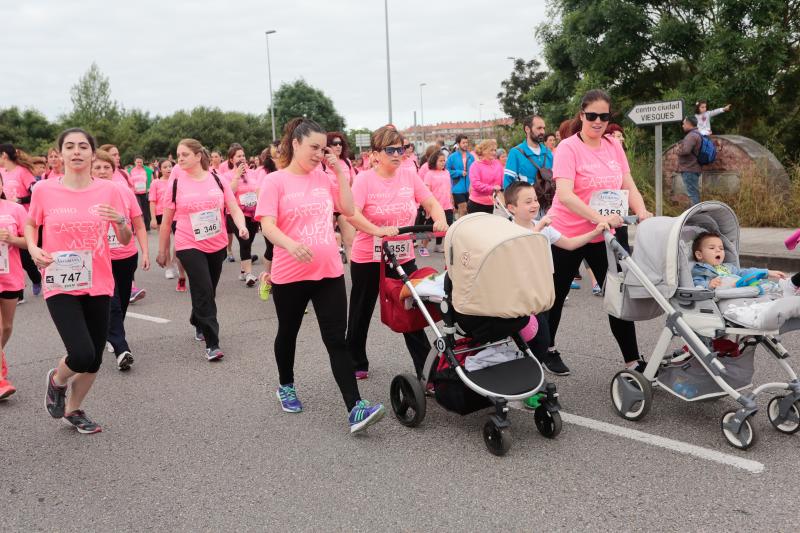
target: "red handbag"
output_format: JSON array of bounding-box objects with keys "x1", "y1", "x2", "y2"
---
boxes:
[{"x1": 379, "y1": 266, "x2": 442, "y2": 333}]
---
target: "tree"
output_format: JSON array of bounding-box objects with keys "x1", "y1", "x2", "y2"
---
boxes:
[
  {"x1": 497, "y1": 58, "x2": 548, "y2": 122},
  {"x1": 0, "y1": 107, "x2": 58, "y2": 154},
  {"x1": 273, "y1": 79, "x2": 345, "y2": 134},
  {"x1": 64, "y1": 63, "x2": 120, "y2": 134}
]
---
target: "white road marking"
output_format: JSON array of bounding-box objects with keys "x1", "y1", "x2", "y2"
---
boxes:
[
  {"x1": 559, "y1": 411, "x2": 765, "y2": 474},
  {"x1": 126, "y1": 312, "x2": 171, "y2": 324}
]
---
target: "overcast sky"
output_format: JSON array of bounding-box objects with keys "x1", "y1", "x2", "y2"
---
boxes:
[{"x1": 1, "y1": 1, "x2": 550, "y2": 131}]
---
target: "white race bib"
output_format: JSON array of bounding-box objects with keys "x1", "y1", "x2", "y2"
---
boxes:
[
  {"x1": 589, "y1": 189, "x2": 629, "y2": 218},
  {"x1": 107, "y1": 224, "x2": 123, "y2": 249},
  {"x1": 373, "y1": 236, "x2": 411, "y2": 261},
  {"x1": 240, "y1": 192, "x2": 258, "y2": 208},
  {"x1": 134, "y1": 181, "x2": 146, "y2": 193},
  {"x1": 190, "y1": 209, "x2": 222, "y2": 241},
  {"x1": 0, "y1": 243, "x2": 9, "y2": 274},
  {"x1": 44, "y1": 250, "x2": 93, "y2": 292}
]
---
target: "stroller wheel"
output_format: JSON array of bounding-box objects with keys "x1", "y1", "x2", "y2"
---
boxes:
[
  {"x1": 721, "y1": 410, "x2": 758, "y2": 450},
  {"x1": 767, "y1": 396, "x2": 800, "y2": 435},
  {"x1": 610, "y1": 370, "x2": 652, "y2": 421},
  {"x1": 534, "y1": 407, "x2": 562, "y2": 439},
  {"x1": 482, "y1": 420, "x2": 512, "y2": 456},
  {"x1": 389, "y1": 374, "x2": 426, "y2": 428}
]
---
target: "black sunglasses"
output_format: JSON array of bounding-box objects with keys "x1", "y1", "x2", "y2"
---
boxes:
[
  {"x1": 583, "y1": 112, "x2": 611, "y2": 122},
  {"x1": 383, "y1": 146, "x2": 404, "y2": 156},
  {"x1": 403, "y1": 144, "x2": 413, "y2": 150},
  {"x1": 330, "y1": 140, "x2": 343, "y2": 146}
]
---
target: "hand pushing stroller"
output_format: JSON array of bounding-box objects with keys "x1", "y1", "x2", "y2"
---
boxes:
[
  {"x1": 603, "y1": 201, "x2": 800, "y2": 449},
  {"x1": 380, "y1": 213, "x2": 562, "y2": 456}
]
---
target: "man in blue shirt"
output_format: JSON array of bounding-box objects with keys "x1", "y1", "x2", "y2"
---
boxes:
[
  {"x1": 445, "y1": 134, "x2": 474, "y2": 217},
  {"x1": 503, "y1": 115, "x2": 553, "y2": 190}
]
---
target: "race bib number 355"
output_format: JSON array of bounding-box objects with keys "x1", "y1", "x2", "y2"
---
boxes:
[
  {"x1": 44, "y1": 250, "x2": 93, "y2": 292},
  {"x1": 190, "y1": 209, "x2": 222, "y2": 241},
  {"x1": 373, "y1": 236, "x2": 411, "y2": 261},
  {"x1": 589, "y1": 189, "x2": 629, "y2": 218}
]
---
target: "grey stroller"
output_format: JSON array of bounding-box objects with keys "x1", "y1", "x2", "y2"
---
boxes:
[{"x1": 603, "y1": 201, "x2": 800, "y2": 449}]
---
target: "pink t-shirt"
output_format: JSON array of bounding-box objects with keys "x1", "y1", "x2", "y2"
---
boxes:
[
  {"x1": 45, "y1": 170, "x2": 64, "y2": 180},
  {"x1": 1, "y1": 165, "x2": 36, "y2": 206},
  {"x1": 166, "y1": 173, "x2": 236, "y2": 253},
  {"x1": 424, "y1": 169, "x2": 454, "y2": 210},
  {"x1": 549, "y1": 134, "x2": 630, "y2": 241},
  {"x1": 254, "y1": 168, "x2": 343, "y2": 284},
  {"x1": 322, "y1": 160, "x2": 356, "y2": 186},
  {"x1": 233, "y1": 169, "x2": 262, "y2": 218},
  {"x1": 148, "y1": 179, "x2": 169, "y2": 216},
  {"x1": 28, "y1": 178, "x2": 127, "y2": 299},
  {"x1": 0, "y1": 200, "x2": 28, "y2": 292},
  {"x1": 418, "y1": 162, "x2": 430, "y2": 181},
  {"x1": 350, "y1": 167, "x2": 432, "y2": 264},
  {"x1": 113, "y1": 169, "x2": 134, "y2": 190},
  {"x1": 130, "y1": 167, "x2": 148, "y2": 194},
  {"x1": 468, "y1": 159, "x2": 504, "y2": 205},
  {"x1": 109, "y1": 181, "x2": 142, "y2": 261}
]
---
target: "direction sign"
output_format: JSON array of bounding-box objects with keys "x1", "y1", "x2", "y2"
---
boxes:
[
  {"x1": 626, "y1": 99, "x2": 684, "y2": 126},
  {"x1": 355, "y1": 133, "x2": 370, "y2": 147}
]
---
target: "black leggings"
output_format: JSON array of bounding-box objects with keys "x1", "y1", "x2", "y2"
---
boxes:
[
  {"x1": 527, "y1": 311, "x2": 551, "y2": 358},
  {"x1": 136, "y1": 193, "x2": 151, "y2": 228},
  {"x1": 347, "y1": 260, "x2": 431, "y2": 377},
  {"x1": 467, "y1": 200, "x2": 494, "y2": 214},
  {"x1": 549, "y1": 241, "x2": 640, "y2": 363},
  {"x1": 272, "y1": 275, "x2": 360, "y2": 412},
  {"x1": 236, "y1": 217, "x2": 259, "y2": 261},
  {"x1": 108, "y1": 253, "x2": 137, "y2": 355},
  {"x1": 20, "y1": 249, "x2": 42, "y2": 286},
  {"x1": 47, "y1": 294, "x2": 111, "y2": 373},
  {"x1": 175, "y1": 247, "x2": 226, "y2": 349},
  {"x1": 264, "y1": 236, "x2": 274, "y2": 261}
]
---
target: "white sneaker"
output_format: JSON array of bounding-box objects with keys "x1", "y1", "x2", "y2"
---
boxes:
[
  {"x1": 106, "y1": 342, "x2": 114, "y2": 353},
  {"x1": 435, "y1": 244, "x2": 444, "y2": 253},
  {"x1": 245, "y1": 273, "x2": 258, "y2": 287},
  {"x1": 780, "y1": 278, "x2": 800, "y2": 297},
  {"x1": 165, "y1": 267, "x2": 176, "y2": 280},
  {"x1": 238, "y1": 271, "x2": 246, "y2": 281}
]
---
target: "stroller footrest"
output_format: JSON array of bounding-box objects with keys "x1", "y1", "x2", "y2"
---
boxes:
[{"x1": 464, "y1": 357, "x2": 543, "y2": 397}]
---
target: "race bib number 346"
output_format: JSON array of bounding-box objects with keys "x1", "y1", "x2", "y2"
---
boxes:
[
  {"x1": 589, "y1": 189, "x2": 629, "y2": 218},
  {"x1": 373, "y1": 236, "x2": 411, "y2": 261},
  {"x1": 45, "y1": 250, "x2": 93, "y2": 292},
  {"x1": 190, "y1": 209, "x2": 222, "y2": 241}
]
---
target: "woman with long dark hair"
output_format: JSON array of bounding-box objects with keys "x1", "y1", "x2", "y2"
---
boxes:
[{"x1": 324, "y1": 132, "x2": 357, "y2": 263}]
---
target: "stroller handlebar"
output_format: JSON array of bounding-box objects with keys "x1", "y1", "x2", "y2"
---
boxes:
[{"x1": 397, "y1": 225, "x2": 435, "y2": 234}]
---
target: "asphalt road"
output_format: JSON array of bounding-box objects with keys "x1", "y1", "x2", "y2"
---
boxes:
[{"x1": 2, "y1": 233, "x2": 799, "y2": 531}]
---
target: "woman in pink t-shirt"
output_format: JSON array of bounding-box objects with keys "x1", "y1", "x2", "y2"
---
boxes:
[
  {"x1": 545, "y1": 89, "x2": 653, "y2": 376},
  {"x1": 222, "y1": 144, "x2": 261, "y2": 287},
  {"x1": 130, "y1": 156, "x2": 151, "y2": 229},
  {"x1": 27, "y1": 128, "x2": 132, "y2": 434},
  {"x1": 44, "y1": 147, "x2": 64, "y2": 180},
  {"x1": 255, "y1": 117, "x2": 385, "y2": 433},
  {"x1": 156, "y1": 139, "x2": 248, "y2": 362},
  {"x1": 0, "y1": 174, "x2": 29, "y2": 400},
  {"x1": 346, "y1": 126, "x2": 448, "y2": 380},
  {"x1": 324, "y1": 132, "x2": 357, "y2": 264},
  {"x1": 467, "y1": 139, "x2": 503, "y2": 214},
  {"x1": 150, "y1": 159, "x2": 187, "y2": 287},
  {"x1": 419, "y1": 151, "x2": 454, "y2": 254},
  {"x1": 93, "y1": 150, "x2": 150, "y2": 372}
]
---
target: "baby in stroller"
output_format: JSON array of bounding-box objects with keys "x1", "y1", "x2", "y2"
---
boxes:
[{"x1": 690, "y1": 231, "x2": 791, "y2": 293}]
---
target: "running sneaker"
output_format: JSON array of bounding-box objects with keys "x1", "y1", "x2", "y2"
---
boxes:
[
  {"x1": 176, "y1": 278, "x2": 187, "y2": 292},
  {"x1": 45, "y1": 369, "x2": 67, "y2": 418},
  {"x1": 62, "y1": 410, "x2": 102, "y2": 434},
  {"x1": 194, "y1": 327, "x2": 205, "y2": 342},
  {"x1": 116, "y1": 351, "x2": 133, "y2": 371},
  {"x1": 348, "y1": 400, "x2": 385, "y2": 434},
  {"x1": 32, "y1": 282, "x2": 42, "y2": 296},
  {"x1": 523, "y1": 394, "x2": 543, "y2": 410},
  {"x1": 592, "y1": 283, "x2": 603, "y2": 296},
  {"x1": 245, "y1": 273, "x2": 258, "y2": 287},
  {"x1": 570, "y1": 281, "x2": 580, "y2": 290},
  {"x1": 165, "y1": 267, "x2": 176, "y2": 280},
  {"x1": 425, "y1": 382, "x2": 435, "y2": 397},
  {"x1": 17, "y1": 297, "x2": 25, "y2": 305},
  {"x1": 205, "y1": 347, "x2": 224, "y2": 361},
  {"x1": 106, "y1": 342, "x2": 114, "y2": 353},
  {"x1": 418, "y1": 247, "x2": 430, "y2": 257},
  {"x1": 259, "y1": 281, "x2": 272, "y2": 301},
  {"x1": 0, "y1": 379, "x2": 16, "y2": 400},
  {"x1": 355, "y1": 370, "x2": 369, "y2": 380},
  {"x1": 540, "y1": 350, "x2": 570, "y2": 376},
  {"x1": 129, "y1": 288, "x2": 146, "y2": 303},
  {"x1": 238, "y1": 271, "x2": 246, "y2": 281},
  {"x1": 276, "y1": 384, "x2": 303, "y2": 413},
  {"x1": 226, "y1": 254, "x2": 236, "y2": 263}
]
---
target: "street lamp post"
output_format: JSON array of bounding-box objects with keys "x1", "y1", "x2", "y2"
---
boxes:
[
  {"x1": 419, "y1": 82, "x2": 427, "y2": 144},
  {"x1": 265, "y1": 30, "x2": 277, "y2": 142},
  {"x1": 384, "y1": 0, "x2": 393, "y2": 123},
  {"x1": 479, "y1": 103, "x2": 484, "y2": 141}
]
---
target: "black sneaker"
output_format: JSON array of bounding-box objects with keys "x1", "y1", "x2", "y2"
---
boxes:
[
  {"x1": 45, "y1": 369, "x2": 67, "y2": 418},
  {"x1": 116, "y1": 351, "x2": 134, "y2": 371},
  {"x1": 63, "y1": 410, "x2": 102, "y2": 434},
  {"x1": 540, "y1": 350, "x2": 571, "y2": 376}
]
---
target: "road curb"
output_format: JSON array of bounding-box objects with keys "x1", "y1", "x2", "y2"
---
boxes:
[{"x1": 740, "y1": 253, "x2": 800, "y2": 272}]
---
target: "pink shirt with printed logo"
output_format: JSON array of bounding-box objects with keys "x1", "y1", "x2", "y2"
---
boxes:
[
  {"x1": 1, "y1": 165, "x2": 36, "y2": 208},
  {"x1": 233, "y1": 169, "x2": 262, "y2": 218},
  {"x1": 109, "y1": 181, "x2": 142, "y2": 261},
  {"x1": 28, "y1": 178, "x2": 127, "y2": 299},
  {"x1": 350, "y1": 167, "x2": 432, "y2": 264},
  {"x1": 424, "y1": 169, "x2": 453, "y2": 210},
  {"x1": 166, "y1": 173, "x2": 236, "y2": 254},
  {"x1": 149, "y1": 178, "x2": 169, "y2": 216},
  {"x1": 0, "y1": 199, "x2": 28, "y2": 292},
  {"x1": 254, "y1": 168, "x2": 343, "y2": 284},
  {"x1": 130, "y1": 167, "x2": 148, "y2": 194},
  {"x1": 549, "y1": 134, "x2": 630, "y2": 242}
]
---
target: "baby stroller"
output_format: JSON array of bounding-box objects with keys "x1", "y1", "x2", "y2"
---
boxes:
[
  {"x1": 604, "y1": 201, "x2": 800, "y2": 449},
  {"x1": 380, "y1": 213, "x2": 562, "y2": 456}
]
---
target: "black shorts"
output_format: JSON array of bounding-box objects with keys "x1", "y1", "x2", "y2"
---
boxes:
[
  {"x1": 0, "y1": 289, "x2": 23, "y2": 300},
  {"x1": 453, "y1": 193, "x2": 469, "y2": 205},
  {"x1": 156, "y1": 214, "x2": 163, "y2": 225},
  {"x1": 226, "y1": 214, "x2": 236, "y2": 234}
]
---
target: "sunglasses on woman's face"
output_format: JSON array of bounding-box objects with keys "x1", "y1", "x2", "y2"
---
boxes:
[
  {"x1": 583, "y1": 111, "x2": 611, "y2": 122},
  {"x1": 403, "y1": 144, "x2": 413, "y2": 150},
  {"x1": 330, "y1": 140, "x2": 343, "y2": 146},
  {"x1": 383, "y1": 146, "x2": 404, "y2": 156}
]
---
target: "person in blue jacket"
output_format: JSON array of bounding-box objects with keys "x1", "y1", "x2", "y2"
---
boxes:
[
  {"x1": 502, "y1": 115, "x2": 553, "y2": 190},
  {"x1": 445, "y1": 134, "x2": 474, "y2": 217}
]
